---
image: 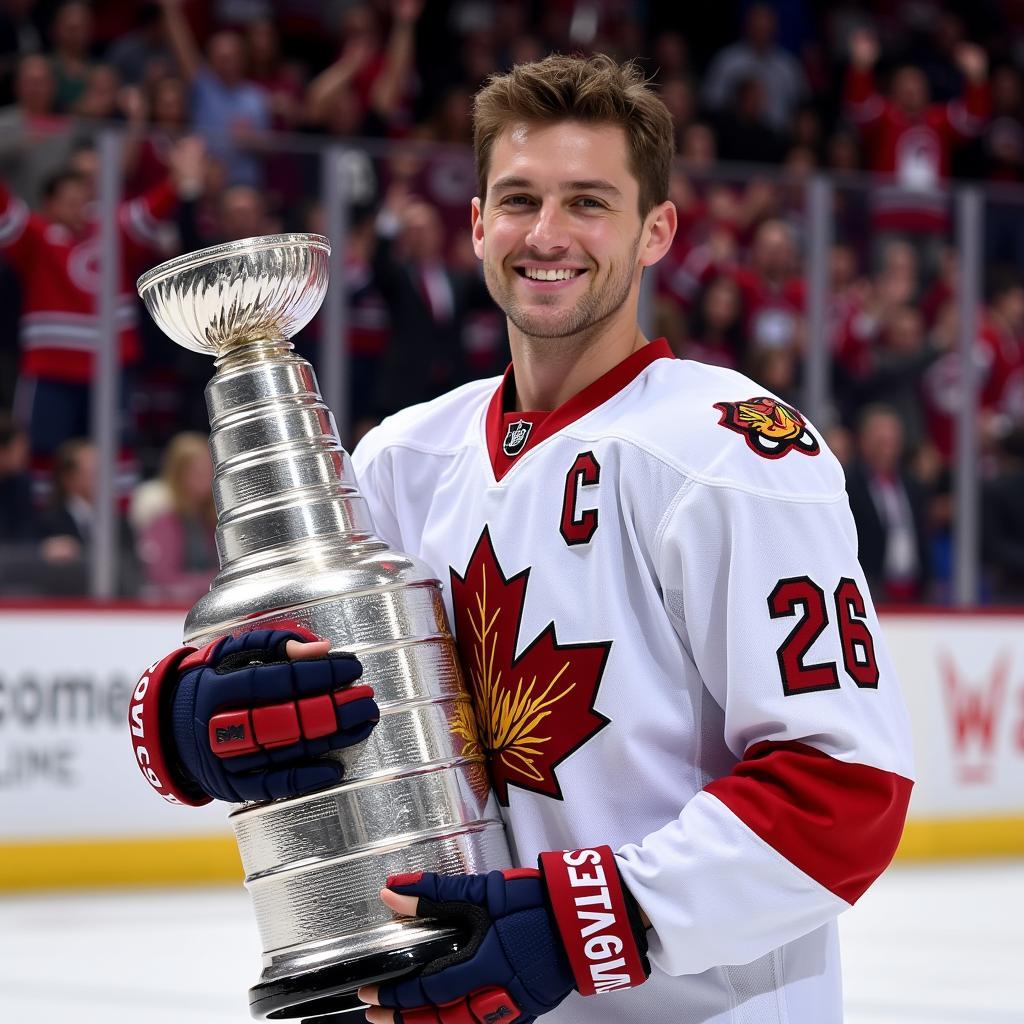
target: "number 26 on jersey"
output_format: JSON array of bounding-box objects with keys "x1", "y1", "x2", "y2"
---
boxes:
[{"x1": 768, "y1": 576, "x2": 879, "y2": 695}]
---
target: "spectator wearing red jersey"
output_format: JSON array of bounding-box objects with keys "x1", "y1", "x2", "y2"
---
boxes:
[
  {"x1": 732, "y1": 218, "x2": 805, "y2": 353},
  {"x1": 919, "y1": 290, "x2": 1021, "y2": 463},
  {"x1": 978, "y1": 276, "x2": 1024, "y2": 440},
  {"x1": 843, "y1": 27, "x2": 989, "y2": 267},
  {"x1": 0, "y1": 136, "x2": 204, "y2": 460}
]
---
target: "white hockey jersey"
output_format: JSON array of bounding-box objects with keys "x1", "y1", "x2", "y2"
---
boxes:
[{"x1": 351, "y1": 339, "x2": 914, "y2": 1024}]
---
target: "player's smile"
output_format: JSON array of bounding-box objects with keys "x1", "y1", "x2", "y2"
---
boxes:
[{"x1": 512, "y1": 263, "x2": 590, "y2": 291}]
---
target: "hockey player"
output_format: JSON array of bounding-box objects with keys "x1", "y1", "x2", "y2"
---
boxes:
[{"x1": 128, "y1": 55, "x2": 914, "y2": 1024}]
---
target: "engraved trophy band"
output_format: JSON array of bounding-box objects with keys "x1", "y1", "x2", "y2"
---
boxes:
[{"x1": 137, "y1": 234, "x2": 512, "y2": 1021}]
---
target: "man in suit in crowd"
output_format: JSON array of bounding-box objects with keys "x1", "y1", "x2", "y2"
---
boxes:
[
  {"x1": 371, "y1": 185, "x2": 502, "y2": 417},
  {"x1": 845, "y1": 403, "x2": 931, "y2": 603}
]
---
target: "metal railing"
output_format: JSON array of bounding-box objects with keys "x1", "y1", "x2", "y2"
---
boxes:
[{"x1": 10, "y1": 126, "x2": 1011, "y2": 605}]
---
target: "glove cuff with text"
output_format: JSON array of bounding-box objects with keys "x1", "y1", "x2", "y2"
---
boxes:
[
  {"x1": 539, "y1": 845, "x2": 651, "y2": 997},
  {"x1": 128, "y1": 643, "x2": 211, "y2": 807}
]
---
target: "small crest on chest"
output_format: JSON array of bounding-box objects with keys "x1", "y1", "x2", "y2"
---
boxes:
[{"x1": 502, "y1": 418, "x2": 532, "y2": 457}]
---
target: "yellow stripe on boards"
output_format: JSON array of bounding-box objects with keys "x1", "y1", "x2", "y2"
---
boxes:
[
  {"x1": 0, "y1": 817, "x2": 1023, "y2": 890},
  {"x1": 895, "y1": 816, "x2": 1024, "y2": 860},
  {"x1": 0, "y1": 835, "x2": 242, "y2": 890}
]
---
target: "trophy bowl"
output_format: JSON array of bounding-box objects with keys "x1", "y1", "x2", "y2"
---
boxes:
[
  {"x1": 137, "y1": 233, "x2": 331, "y2": 357},
  {"x1": 137, "y1": 234, "x2": 511, "y2": 1021}
]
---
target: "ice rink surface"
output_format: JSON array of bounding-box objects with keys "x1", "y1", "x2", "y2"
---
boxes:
[{"x1": 0, "y1": 860, "x2": 1021, "y2": 1023}]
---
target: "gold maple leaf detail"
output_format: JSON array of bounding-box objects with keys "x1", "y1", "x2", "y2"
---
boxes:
[
  {"x1": 467, "y1": 564, "x2": 575, "y2": 784},
  {"x1": 450, "y1": 527, "x2": 610, "y2": 804},
  {"x1": 450, "y1": 697, "x2": 483, "y2": 762}
]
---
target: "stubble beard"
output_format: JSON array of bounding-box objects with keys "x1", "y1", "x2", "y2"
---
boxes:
[{"x1": 484, "y1": 234, "x2": 641, "y2": 350}]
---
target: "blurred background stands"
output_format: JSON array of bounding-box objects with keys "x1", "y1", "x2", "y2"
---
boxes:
[{"x1": 0, "y1": 0, "x2": 1022, "y2": 604}]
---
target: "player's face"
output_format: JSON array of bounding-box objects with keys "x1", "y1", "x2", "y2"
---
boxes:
[{"x1": 471, "y1": 121, "x2": 673, "y2": 344}]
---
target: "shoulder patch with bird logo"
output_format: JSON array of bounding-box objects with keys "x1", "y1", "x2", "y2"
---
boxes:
[{"x1": 713, "y1": 396, "x2": 820, "y2": 459}]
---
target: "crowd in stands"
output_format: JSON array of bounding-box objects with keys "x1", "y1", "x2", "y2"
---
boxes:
[{"x1": 0, "y1": 0, "x2": 1024, "y2": 604}]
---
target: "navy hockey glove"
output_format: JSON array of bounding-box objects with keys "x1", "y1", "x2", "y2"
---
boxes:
[
  {"x1": 128, "y1": 628, "x2": 379, "y2": 805},
  {"x1": 361, "y1": 846, "x2": 650, "y2": 1024}
]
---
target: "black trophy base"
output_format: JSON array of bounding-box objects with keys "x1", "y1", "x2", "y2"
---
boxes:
[{"x1": 249, "y1": 933, "x2": 463, "y2": 1021}]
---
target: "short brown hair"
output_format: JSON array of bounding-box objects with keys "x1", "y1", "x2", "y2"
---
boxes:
[{"x1": 473, "y1": 53, "x2": 674, "y2": 217}]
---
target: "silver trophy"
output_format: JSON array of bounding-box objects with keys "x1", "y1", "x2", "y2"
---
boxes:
[{"x1": 137, "y1": 234, "x2": 511, "y2": 1021}]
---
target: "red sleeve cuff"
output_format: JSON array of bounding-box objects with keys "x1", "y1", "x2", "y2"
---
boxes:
[
  {"x1": 128, "y1": 645, "x2": 211, "y2": 807},
  {"x1": 539, "y1": 846, "x2": 648, "y2": 996},
  {"x1": 706, "y1": 740, "x2": 912, "y2": 904}
]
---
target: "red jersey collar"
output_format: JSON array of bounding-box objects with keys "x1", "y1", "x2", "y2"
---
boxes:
[{"x1": 484, "y1": 338, "x2": 673, "y2": 481}]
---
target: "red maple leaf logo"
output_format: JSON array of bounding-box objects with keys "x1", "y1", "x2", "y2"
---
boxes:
[{"x1": 449, "y1": 527, "x2": 611, "y2": 805}]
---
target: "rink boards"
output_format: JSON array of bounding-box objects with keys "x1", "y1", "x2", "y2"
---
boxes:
[{"x1": 0, "y1": 604, "x2": 1022, "y2": 889}]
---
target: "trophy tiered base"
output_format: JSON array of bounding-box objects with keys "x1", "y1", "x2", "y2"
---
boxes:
[{"x1": 250, "y1": 936, "x2": 463, "y2": 1021}]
